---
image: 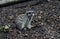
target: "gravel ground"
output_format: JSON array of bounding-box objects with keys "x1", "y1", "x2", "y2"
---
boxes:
[{"x1": 0, "y1": 0, "x2": 60, "y2": 39}]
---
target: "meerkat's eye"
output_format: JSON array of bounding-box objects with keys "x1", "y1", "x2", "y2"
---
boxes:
[{"x1": 27, "y1": 12, "x2": 32, "y2": 16}]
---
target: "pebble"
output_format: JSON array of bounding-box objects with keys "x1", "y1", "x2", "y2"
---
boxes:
[
  {"x1": 41, "y1": 22, "x2": 44, "y2": 25},
  {"x1": 8, "y1": 15, "x2": 14, "y2": 20},
  {"x1": 40, "y1": 11, "x2": 43, "y2": 13},
  {"x1": 52, "y1": 9, "x2": 55, "y2": 11},
  {"x1": 38, "y1": 16, "x2": 41, "y2": 19},
  {"x1": 58, "y1": 16, "x2": 60, "y2": 19},
  {"x1": 47, "y1": 0, "x2": 51, "y2": 2},
  {"x1": 23, "y1": 34, "x2": 28, "y2": 37}
]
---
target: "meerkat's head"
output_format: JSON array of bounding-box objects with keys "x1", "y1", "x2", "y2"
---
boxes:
[
  {"x1": 26, "y1": 10, "x2": 35, "y2": 16},
  {"x1": 26, "y1": 10, "x2": 35, "y2": 20}
]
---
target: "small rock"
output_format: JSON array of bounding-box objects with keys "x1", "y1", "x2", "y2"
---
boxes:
[
  {"x1": 8, "y1": 15, "x2": 14, "y2": 20},
  {"x1": 38, "y1": 16, "x2": 41, "y2": 19},
  {"x1": 58, "y1": 16, "x2": 60, "y2": 19},
  {"x1": 52, "y1": 9, "x2": 55, "y2": 11},
  {"x1": 40, "y1": 11, "x2": 43, "y2": 13},
  {"x1": 47, "y1": 0, "x2": 51, "y2": 2},
  {"x1": 9, "y1": 28, "x2": 13, "y2": 32},
  {"x1": 41, "y1": 22, "x2": 44, "y2": 25},
  {"x1": 23, "y1": 34, "x2": 28, "y2": 37}
]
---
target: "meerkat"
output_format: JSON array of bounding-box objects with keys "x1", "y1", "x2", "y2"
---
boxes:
[{"x1": 15, "y1": 10, "x2": 35, "y2": 30}]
